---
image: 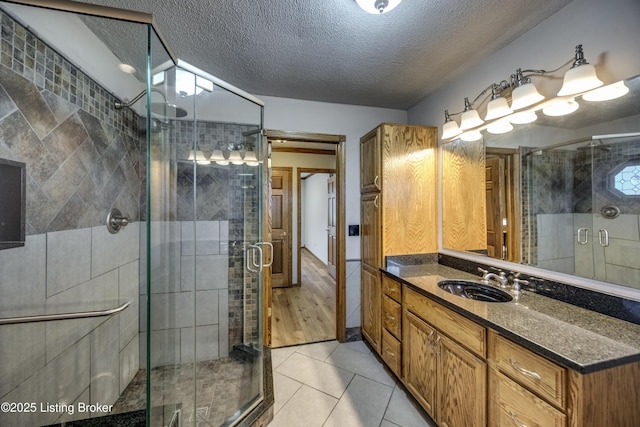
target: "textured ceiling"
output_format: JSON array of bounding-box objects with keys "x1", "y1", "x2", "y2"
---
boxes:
[{"x1": 77, "y1": 0, "x2": 573, "y2": 109}]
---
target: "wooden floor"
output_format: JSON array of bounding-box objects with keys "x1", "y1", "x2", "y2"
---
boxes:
[{"x1": 271, "y1": 248, "x2": 336, "y2": 348}]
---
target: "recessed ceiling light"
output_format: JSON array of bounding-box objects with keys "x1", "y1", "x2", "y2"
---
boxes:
[{"x1": 118, "y1": 63, "x2": 137, "y2": 75}]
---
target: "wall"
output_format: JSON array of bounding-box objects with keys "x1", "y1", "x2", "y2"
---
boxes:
[
  {"x1": 262, "y1": 96, "x2": 407, "y2": 327},
  {"x1": 302, "y1": 172, "x2": 331, "y2": 264},
  {"x1": 408, "y1": 0, "x2": 640, "y2": 130},
  {"x1": 0, "y1": 10, "x2": 141, "y2": 425}
]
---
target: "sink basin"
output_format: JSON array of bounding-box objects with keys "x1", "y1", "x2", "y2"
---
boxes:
[{"x1": 438, "y1": 280, "x2": 513, "y2": 303}]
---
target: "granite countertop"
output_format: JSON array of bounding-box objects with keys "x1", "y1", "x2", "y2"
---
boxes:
[{"x1": 382, "y1": 262, "x2": 640, "y2": 374}]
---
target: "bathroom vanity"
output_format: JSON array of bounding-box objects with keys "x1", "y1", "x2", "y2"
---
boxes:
[{"x1": 365, "y1": 261, "x2": 640, "y2": 427}]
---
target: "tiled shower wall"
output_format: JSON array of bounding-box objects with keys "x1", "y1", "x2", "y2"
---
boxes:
[
  {"x1": 521, "y1": 149, "x2": 575, "y2": 265},
  {"x1": 140, "y1": 220, "x2": 231, "y2": 369},
  {"x1": 173, "y1": 122, "x2": 261, "y2": 349},
  {"x1": 0, "y1": 10, "x2": 142, "y2": 425}
]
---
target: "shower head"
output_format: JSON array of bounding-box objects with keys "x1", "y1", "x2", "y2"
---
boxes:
[
  {"x1": 114, "y1": 88, "x2": 188, "y2": 118},
  {"x1": 583, "y1": 140, "x2": 612, "y2": 152}
]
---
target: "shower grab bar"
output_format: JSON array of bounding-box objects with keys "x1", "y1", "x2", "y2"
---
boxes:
[{"x1": 0, "y1": 301, "x2": 131, "y2": 326}]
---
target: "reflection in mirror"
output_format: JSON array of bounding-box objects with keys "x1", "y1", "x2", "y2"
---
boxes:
[{"x1": 443, "y1": 73, "x2": 640, "y2": 291}]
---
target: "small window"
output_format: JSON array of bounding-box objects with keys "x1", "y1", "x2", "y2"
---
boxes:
[{"x1": 608, "y1": 159, "x2": 640, "y2": 197}]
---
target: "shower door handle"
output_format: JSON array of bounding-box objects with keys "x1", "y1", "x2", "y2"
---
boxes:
[
  {"x1": 598, "y1": 229, "x2": 610, "y2": 247},
  {"x1": 256, "y1": 242, "x2": 274, "y2": 267},
  {"x1": 577, "y1": 228, "x2": 589, "y2": 245},
  {"x1": 246, "y1": 244, "x2": 263, "y2": 273}
]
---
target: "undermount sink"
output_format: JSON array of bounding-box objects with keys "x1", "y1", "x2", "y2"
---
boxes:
[{"x1": 438, "y1": 280, "x2": 513, "y2": 303}]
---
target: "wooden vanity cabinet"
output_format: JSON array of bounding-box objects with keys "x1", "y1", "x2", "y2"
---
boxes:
[
  {"x1": 403, "y1": 287, "x2": 487, "y2": 427},
  {"x1": 488, "y1": 330, "x2": 640, "y2": 427},
  {"x1": 359, "y1": 123, "x2": 437, "y2": 355},
  {"x1": 381, "y1": 275, "x2": 402, "y2": 376}
]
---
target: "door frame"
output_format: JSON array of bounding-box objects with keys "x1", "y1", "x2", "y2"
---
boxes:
[
  {"x1": 297, "y1": 168, "x2": 336, "y2": 286},
  {"x1": 264, "y1": 130, "x2": 347, "y2": 343}
]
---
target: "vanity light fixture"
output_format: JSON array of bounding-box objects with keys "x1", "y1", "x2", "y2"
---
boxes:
[
  {"x1": 199, "y1": 142, "x2": 262, "y2": 167},
  {"x1": 542, "y1": 98, "x2": 580, "y2": 117},
  {"x1": 459, "y1": 97, "x2": 484, "y2": 130},
  {"x1": 355, "y1": 0, "x2": 402, "y2": 14},
  {"x1": 484, "y1": 85, "x2": 512, "y2": 120},
  {"x1": 440, "y1": 44, "x2": 609, "y2": 142},
  {"x1": 582, "y1": 80, "x2": 629, "y2": 102},
  {"x1": 510, "y1": 69, "x2": 545, "y2": 110},
  {"x1": 187, "y1": 149, "x2": 211, "y2": 165},
  {"x1": 211, "y1": 150, "x2": 229, "y2": 165},
  {"x1": 228, "y1": 150, "x2": 244, "y2": 165},
  {"x1": 442, "y1": 110, "x2": 462, "y2": 139},
  {"x1": 557, "y1": 45, "x2": 603, "y2": 96}
]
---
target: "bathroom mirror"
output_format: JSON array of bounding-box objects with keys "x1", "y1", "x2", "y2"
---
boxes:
[{"x1": 442, "y1": 72, "x2": 640, "y2": 291}]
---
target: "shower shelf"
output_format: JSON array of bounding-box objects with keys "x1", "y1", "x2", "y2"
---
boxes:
[{"x1": 0, "y1": 301, "x2": 130, "y2": 325}]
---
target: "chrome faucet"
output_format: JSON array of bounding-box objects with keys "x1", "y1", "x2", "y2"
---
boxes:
[
  {"x1": 478, "y1": 268, "x2": 509, "y2": 288},
  {"x1": 512, "y1": 278, "x2": 529, "y2": 295}
]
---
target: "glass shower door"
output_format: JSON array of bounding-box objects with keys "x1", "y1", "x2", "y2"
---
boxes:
[{"x1": 146, "y1": 64, "x2": 265, "y2": 427}]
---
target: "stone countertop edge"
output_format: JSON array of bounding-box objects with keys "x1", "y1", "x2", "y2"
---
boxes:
[{"x1": 381, "y1": 264, "x2": 640, "y2": 374}]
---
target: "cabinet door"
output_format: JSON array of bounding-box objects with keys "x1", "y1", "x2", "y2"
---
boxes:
[
  {"x1": 361, "y1": 265, "x2": 381, "y2": 353},
  {"x1": 361, "y1": 193, "x2": 381, "y2": 268},
  {"x1": 438, "y1": 335, "x2": 487, "y2": 427},
  {"x1": 360, "y1": 128, "x2": 381, "y2": 193},
  {"x1": 403, "y1": 311, "x2": 438, "y2": 420}
]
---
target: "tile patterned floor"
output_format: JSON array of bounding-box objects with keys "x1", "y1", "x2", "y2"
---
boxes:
[
  {"x1": 112, "y1": 356, "x2": 261, "y2": 427},
  {"x1": 269, "y1": 340, "x2": 437, "y2": 427}
]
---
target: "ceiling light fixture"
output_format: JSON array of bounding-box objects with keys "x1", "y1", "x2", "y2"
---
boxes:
[
  {"x1": 440, "y1": 44, "x2": 613, "y2": 142},
  {"x1": 355, "y1": 0, "x2": 402, "y2": 14}
]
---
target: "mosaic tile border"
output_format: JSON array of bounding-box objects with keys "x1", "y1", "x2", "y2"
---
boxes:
[{"x1": 1, "y1": 9, "x2": 142, "y2": 137}]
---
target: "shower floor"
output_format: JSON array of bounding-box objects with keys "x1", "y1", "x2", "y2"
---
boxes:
[{"x1": 111, "y1": 355, "x2": 261, "y2": 427}]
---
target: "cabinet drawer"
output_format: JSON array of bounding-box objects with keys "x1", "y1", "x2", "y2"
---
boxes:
[
  {"x1": 381, "y1": 329, "x2": 401, "y2": 377},
  {"x1": 404, "y1": 288, "x2": 486, "y2": 358},
  {"x1": 490, "y1": 369, "x2": 566, "y2": 427},
  {"x1": 382, "y1": 295, "x2": 401, "y2": 339},
  {"x1": 489, "y1": 331, "x2": 566, "y2": 409},
  {"x1": 382, "y1": 275, "x2": 401, "y2": 302}
]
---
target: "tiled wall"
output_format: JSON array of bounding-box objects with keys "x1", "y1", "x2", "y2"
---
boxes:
[
  {"x1": 0, "y1": 224, "x2": 140, "y2": 427},
  {"x1": 535, "y1": 213, "x2": 575, "y2": 274},
  {"x1": 172, "y1": 121, "x2": 261, "y2": 349},
  {"x1": 521, "y1": 149, "x2": 575, "y2": 265},
  {"x1": 0, "y1": 10, "x2": 142, "y2": 426},
  {"x1": 140, "y1": 220, "x2": 230, "y2": 369}
]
